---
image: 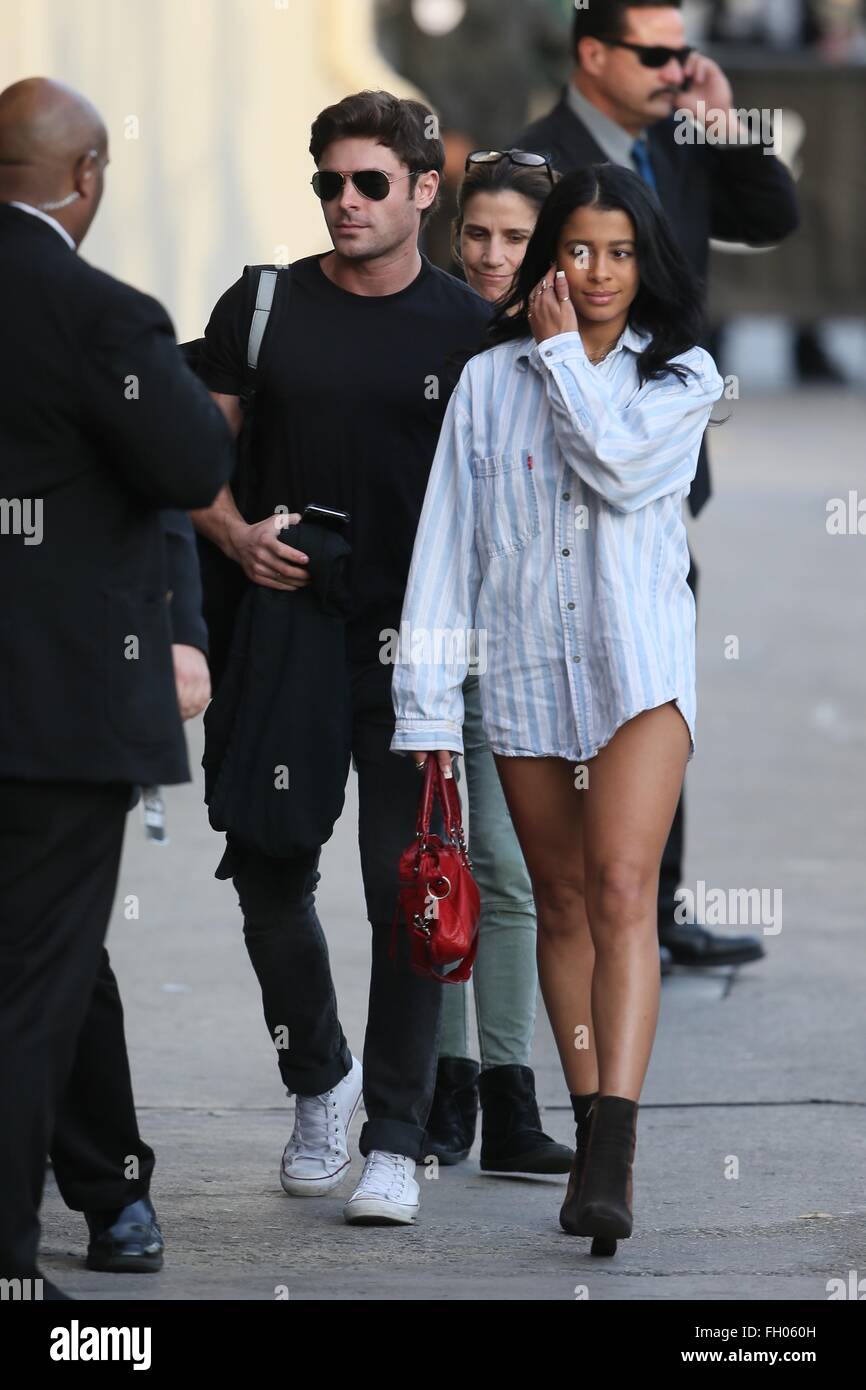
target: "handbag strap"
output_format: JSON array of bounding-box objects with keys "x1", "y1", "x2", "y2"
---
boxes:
[
  {"x1": 435, "y1": 761, "x2": 464, "y2": 844},
  {"x1": 413, "y1": 756, "x2": 470, "y2": 863},
  {"x1": 414, "y1": 755, "x2": 438, "y2": 841}
]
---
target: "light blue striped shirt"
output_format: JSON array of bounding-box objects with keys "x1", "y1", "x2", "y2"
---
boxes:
[{"x1": 389, "y1": 324, "x2": 725, "y2": 764}]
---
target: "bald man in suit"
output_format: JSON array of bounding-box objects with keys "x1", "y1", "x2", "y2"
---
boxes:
[{"x1": 0, "y1": 77, "x2": 232, "y2": 1295}]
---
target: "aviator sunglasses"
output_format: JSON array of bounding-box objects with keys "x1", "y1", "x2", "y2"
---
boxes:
[
  {"x1": 600, "y1": 38, "x2": 694, "y2": 68},
  {"x1": 311, "y1": 168, "x2": 422, "y2": 202}
]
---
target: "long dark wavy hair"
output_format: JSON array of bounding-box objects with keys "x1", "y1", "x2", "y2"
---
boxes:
[{"x1": 483, "y1": 163, "x2": 706, "y2": 386}]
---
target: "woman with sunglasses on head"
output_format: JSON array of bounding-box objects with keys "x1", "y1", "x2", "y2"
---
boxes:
[
  {"x1": 452, "y1": 149, "x2": 559, "y2": 308},
  {"x1": 392, "y1": 164, "x2": 725, "y2": 1255},
  {"x1": 425, "y1": 148, "x2": 577, "y2": 1179}
]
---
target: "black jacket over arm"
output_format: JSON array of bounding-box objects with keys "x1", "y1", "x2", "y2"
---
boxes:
[
  {"x1": 516, "y1": 95, "x2": 800, "y2": 516},
  {"x1": 162, "y1": 509, "x2": 208, "y2": 654},
  {"x1": 0, "y1": 204, "x2": 233, "y2": 785}
]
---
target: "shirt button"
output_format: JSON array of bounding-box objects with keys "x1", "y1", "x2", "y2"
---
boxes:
[
  {"x1": 562, "y1": 492, "x2": 571, "y2": 501},
  {"x1": 573, "y1": 655, "x2": 582, "y2": 663},
  {"x1": 567, "y1": 602, "x2": 575, "y2": 610},
  {"x1": 562, "y1": 548, "x2": 570, "y2": 557}
]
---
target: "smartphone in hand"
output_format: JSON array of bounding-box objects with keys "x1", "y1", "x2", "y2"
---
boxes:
[{"x1": 300, "y1": 503, "x2": 351, "y2": 534}]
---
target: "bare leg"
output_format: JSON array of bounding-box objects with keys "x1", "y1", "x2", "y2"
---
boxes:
[
  {"x1": 582, "y1": 703, "x2": 690, "y2": 1100},
  {"x1": 493, "y1": 702, "x2": 689, "y2": 1103},
  {"x1": 492, "y1": 755, "x2": 597, "y2": 1096}
]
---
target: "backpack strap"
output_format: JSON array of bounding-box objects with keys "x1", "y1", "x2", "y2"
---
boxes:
[
  {"x1": 243, "y1": 263, "x2": 290, "y2": 376},
  {"x1": 232, "y1": 264, "x2": 290, "y2": 518}
]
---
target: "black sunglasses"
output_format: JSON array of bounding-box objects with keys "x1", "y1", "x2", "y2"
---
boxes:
[
  {"x1": 311, "y1": 168, "x2": 422, "y2": 202},
  {"x1": 601, "y1": 38, "x2": 694, "y2": 68},
  {"x1": 465, "y1": 149, "x2": 556, "y2": 184}
]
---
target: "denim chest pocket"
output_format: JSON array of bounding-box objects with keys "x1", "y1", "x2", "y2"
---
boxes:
[{"x1": 471, "y1": 449, "x2": 541, "y2": 559}]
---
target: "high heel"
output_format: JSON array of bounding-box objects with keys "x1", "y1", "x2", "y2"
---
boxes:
[
  {"x1": 571, "y1": 1095, "x2": 638, "y2": 1249},
  {"x1": 559, "y1": 1090, "x2": 598, "y2": 1235},
  {"x1": 590, "y1": 1234, "x2": 618, "y2": 1257}
]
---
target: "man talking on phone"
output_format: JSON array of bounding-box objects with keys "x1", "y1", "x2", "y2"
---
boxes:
[
  {"x1": 516, "y1": 0, "x2": 799, "y2": 972},
  {"x1": 191, "y1": 91, "x2": 489, "y2": 1229}
]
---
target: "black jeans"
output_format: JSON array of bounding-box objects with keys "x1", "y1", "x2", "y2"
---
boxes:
[{"x1": 225, "y1": 663, "x2": 445, "y2": 1163}]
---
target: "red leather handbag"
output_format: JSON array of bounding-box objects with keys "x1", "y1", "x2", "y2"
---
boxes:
[{"x1": 391, "y1": 756, "x2": 481, "y2": 983}]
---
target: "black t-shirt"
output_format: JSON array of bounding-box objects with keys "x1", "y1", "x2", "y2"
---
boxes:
[{"x1": 199, "y1": 252, "x2": 491, "y2": 664}]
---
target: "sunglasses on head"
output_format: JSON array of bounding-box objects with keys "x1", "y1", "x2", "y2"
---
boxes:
[
  {"x1": 466, "y1": 149, "x2": 556, "y2": 183},
  {"x1": 601, "y1": 38, "x2": 694, "y2": 68},
  {"x1": 311, "y1": 168, "x2": 422, "y2": 202}
]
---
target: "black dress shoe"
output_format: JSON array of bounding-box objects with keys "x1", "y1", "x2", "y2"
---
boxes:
[
  {"x1": 426, "y1": 1057, "x2": 480, "y2": 1165},
  {"x1": 659, "y1": 922, "x2": 765, "y2": 968},
  {"x1": 479, "y1": 1064, "x2": 574, "y2": 1175},
  {"x1": 85, "y1": 1196, "x2": 164, "y2": 1273}
]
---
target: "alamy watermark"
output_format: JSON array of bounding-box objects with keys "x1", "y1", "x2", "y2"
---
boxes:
[
  {"x1": 1, "y1": 1276, "x2": 43, "y2": 1300},
  {"x1": 826, "y1": 491, "x2": 866, "y2": 535},
  {"x1": 379, "y1": 622, "x2": 488, "y2": 675},
  {"x1": 49, "y1": 1321, "x2": 151, "y2": 1369},
  {"x1": 674, "y1": 102, "x2": 782, "y2": 156},
  {"x1": 0, "y1": 496, "x2": 43, "y2": 545},
  {"x1": 675, "y1": 880, "x2": 782, "y2": 935}
]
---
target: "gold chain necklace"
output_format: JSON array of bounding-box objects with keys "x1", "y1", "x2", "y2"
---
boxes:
[{"x1": 586, "y1": 334, "x2": 621, "y2": 366}]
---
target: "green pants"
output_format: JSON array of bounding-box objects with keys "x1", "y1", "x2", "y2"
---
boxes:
[{"x1": 443, "y1": 674, "x2": 538, "y2": 1069}]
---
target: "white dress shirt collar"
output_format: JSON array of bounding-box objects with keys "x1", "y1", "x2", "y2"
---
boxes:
[
  {"x1": 8, "y1": 201, "x2": 77, "y2": 251},
  {"x1": 564, "y1": 81, "x2": 641, "y2": 169}
]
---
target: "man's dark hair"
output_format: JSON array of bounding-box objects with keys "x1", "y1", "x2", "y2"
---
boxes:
[
  {"x1": 573, "y1": 0, "x2": 683, "y2": 64},
  {"x1": 309, "y1": 89, "x2": 444, "y2": 227}
]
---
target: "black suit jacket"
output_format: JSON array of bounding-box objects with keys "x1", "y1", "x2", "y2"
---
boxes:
[
  {"x1": 516, "y1": 94, "x2": 800, "y2": 516},
  {"x1": 0, "y1": 204, "x2": 233, "y2": 785}
]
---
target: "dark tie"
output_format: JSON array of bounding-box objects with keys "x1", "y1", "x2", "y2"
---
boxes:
[{"x1": 631, "y1": 136, "x2": 658, "y2": 193}]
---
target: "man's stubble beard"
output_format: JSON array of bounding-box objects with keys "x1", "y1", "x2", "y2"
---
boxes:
[{"x1": 330, "y1": 209, "x2": 420, "y2": 264}]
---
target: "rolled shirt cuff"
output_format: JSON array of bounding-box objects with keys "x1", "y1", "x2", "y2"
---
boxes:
[
  {"x1": 528, "y1": 330, "x2": 587, "y2": 372},
  {"x1": 390, "y1": 719, "x2": 464, "y2": 757}
]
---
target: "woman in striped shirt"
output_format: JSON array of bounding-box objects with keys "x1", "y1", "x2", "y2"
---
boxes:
[{"x1": 391, "y1": 164, "x2": 725, "y2": 1254}]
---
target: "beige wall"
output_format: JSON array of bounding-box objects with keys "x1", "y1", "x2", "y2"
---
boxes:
[{"x1": 2, "y1": 0, "x2": 424, "y2": 338}]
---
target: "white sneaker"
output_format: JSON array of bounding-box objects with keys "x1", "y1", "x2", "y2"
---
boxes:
[
  {"x1": 280, "y1": 1056, "x2": 363, "y2": 1196},
  {"x1": 342, "y1": 1150, "x2": 420, "y2": 1225}
]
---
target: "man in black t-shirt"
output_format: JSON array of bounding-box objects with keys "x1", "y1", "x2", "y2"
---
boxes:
[{"x1": 192, "y1": 90, "x2": 490, "y2": 1227}]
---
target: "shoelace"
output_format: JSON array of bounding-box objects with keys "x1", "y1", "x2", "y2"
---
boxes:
[
  {"x1": 356, "y1": 1151, "x2": 408, "y2": 1200},
  {"x1": 291, "y1": 1088, "x2": 342, "y2": 1159}
]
